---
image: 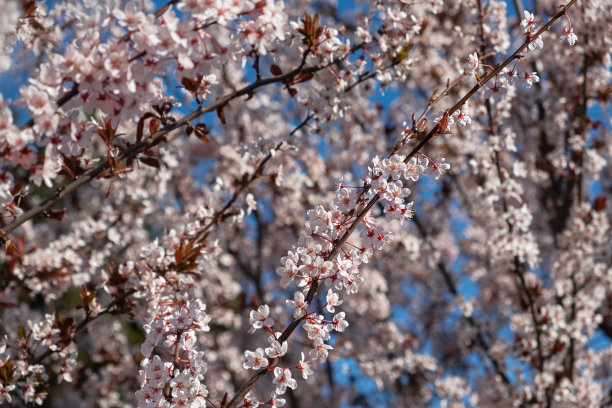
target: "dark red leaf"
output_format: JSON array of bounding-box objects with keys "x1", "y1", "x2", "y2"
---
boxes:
[
  {"x1": 217, "y1": 106, "x2": 226, "y2": 124},
  {"x1": 10, "y1": 183, "x2": 23, "y2": 196},
  {"x1": 139, "y1": 157, "x2": 160, "y2": 169},
  {"x1": 136, "y1": 112, "x2": 156, "y2": 142},
  {"x1": 594, "y1": 195, "x2": 606, "y2": 212},
  {"x1": 291, "y1": 72, "x2": 314, "y2": 84},
  {"x1": 270, "y1": 64, "x2": 283, "y2": 76},
  {"x1": 181, "y1": 75, "x2": 203, "y2": 92},
  {"x1": 149, "y1": 117, "x2": 160, "y2": 136},
  {"x1": 43, "y1": 209, "x2": 67, "y2": 220}
]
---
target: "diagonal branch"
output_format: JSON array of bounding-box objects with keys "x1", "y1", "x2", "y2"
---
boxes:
[
  {"x1": 225, "y1": 2, "x2": 578, "y2": 406},
  {"x1": 1, "y1": 47, "x2": 363, "y2": 240},
  {"x1": 227, "y1": 0, "x2": 577, "y2": 408}
]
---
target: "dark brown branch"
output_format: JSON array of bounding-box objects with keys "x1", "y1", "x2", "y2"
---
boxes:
[
  {"x1": 225, "y1": 2, "x2": 578, "y2": 406},
  {"x1": 406, "y1": 0, "x2": 578, "y2": 162},
  {"x1": 1, "y1": 49, "x2": 354, "y2": 238}
]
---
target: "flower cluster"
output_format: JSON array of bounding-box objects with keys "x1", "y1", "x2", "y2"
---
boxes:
[
  {"x1": 1, "y1": 0, "x2": 605, "y2": 407},
  {"x1": 238, "y1": 143, "x2": 452, "y2": 402},
  {"x1": 136, "y1": 283, "x2": 212, "y2": 408},
  {"x1": 521, "y1": 9, "x2": 578, "y2": 47},
  {"x1": 0, "y1": 312, "x2": 79, "y2": 405}
]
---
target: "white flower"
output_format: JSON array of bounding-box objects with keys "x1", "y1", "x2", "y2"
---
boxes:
[
  {"x1": 272, "y1": 367, "x2": 297, "y2": 395},
  {"x1": 464, "y1": 52, "x2": 479, "y2": 73},
  {"x1": 380, "y1": 154, "x2": 406, "y2": 180},
  {"x1": 453, "y1": 109, "x2": 472, "y2": 127},
  {"x1": 303, "y1": 319, "x2": 331, "y2": 344},
  {"x1": 269, "y1": 393, "x2": 286, "y2": 408},
  {"x1": 527, "y1": 36, "x2": 544, "y2": 52},
  {"x1": 248, "y1": 305, "x2": 274, "y2": 334},
  {"x1": 286, "y1": 291, "x2": 307, "y2": 318},
  {"x1": 521, "y1": 71, "x2": 540, "y2": 88},
  {"x1": 277, "y1": 252, "x2": 299, "y2": 287},
  {"x1": 520, "y1": 11, "x2": 536, "y2": 32},
  {"x1": 265, "y1": 339, "x2": 288, "y2": 358},
  {"x1": 331, "y1": 311, "x2": 349, "y2": 332},
  {"x1": 245, "y1": 193, "x2": 257, "y2": 215},
  {"x1": 309, "y1": 342, "x2": 333, "y2": 361},
  {"x1": 483, "y1": 80, "x2": 507, "y2": 102},
  {"x1": 325, "y1": 289, "x2": 343, "y2": 313},
  {"x1": 297, "y1": 352, "x2": 313, "y2": 379},
  {"x1": 404, "y1": 157, "x2": 424, "y2": 182},
  {"x1": 433, "y1": 158, "x2": 451, "y2": 180},
  {"x1": 560, "y1": 26, "x2": 577, "y2": 46},
  {"x1": 243, "y1": 348, "x2": 269, "y2": 370},
  {"x1": 356, "y1": 26, "x2": 372, "y2": 43},
  {"x1": 383, "y1": 180, "x2": 410, "y2": 205},
  {"x1": 499, "y1": 67, "x2": 519, "y2": 86}
]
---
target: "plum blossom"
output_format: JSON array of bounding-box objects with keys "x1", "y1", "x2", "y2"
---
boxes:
[
  {"x1": 265, "y1": 338, "x2": 288, "y2": 358},
  {"x1": 404, "y1": 157, "x2": 425, "y2": 182},
  {"x1": 267, "y1": 393, "x2": 286, "y2": 408},
  {"x1": 330, "y1": 312, "x2": 349, "y2": 332},
  {"x1": 243, "y1": 348, "x2": 269, "y2": 370},
  {"x1": 0, "y1": 1, "x2": 594, "y2": 406},
  {"x1": 249, "y1": 305, "x2": 275, "y2": 333},
  {"x1": 521, "y1": 11, "x2": 537, "y2": 32},
  {"x1": 527, "y1": 35, "x2": 544, "y2": 52},
  {"x1": 381, "y1": 154, "x2": 406, "y2": 180},
  {"x1": 297, "y1": 353, "x2": 313, "y2": 379},
  {"x1": 561, "y1": 26, "x2": 578, "y2": 46},
  {"x1": 453, "y1": 109, "x2": 472, "y2": 127},
  {"x1": 464, "y1": 52, "x2": 479, "y2": 73},
  {"x1": 286, "y1": 291, "x2": 308, "y2": 318},
  {"x1": 432, "y1": 158, "x2": 451, "y2": 180},
  {"x1": 272, "y1": 367, "x2": 297, "y2": 395},
  {"x1": 521, "y1": 71, "x2": 540, "y2": 88},
  {"x1": 484, "y1": 79, "x2": 507, "y2": 101},
  {"x1": 325, "y1": 289, "x2": 343, "y2": 313}
]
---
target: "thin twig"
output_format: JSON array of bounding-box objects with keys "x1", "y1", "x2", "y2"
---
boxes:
[
  {"x1": 225, "y1": 2, "x2": 578, "y2": 406},
  {"x1": 1, "y1": 48, "x2": 359, "y2": 238}
]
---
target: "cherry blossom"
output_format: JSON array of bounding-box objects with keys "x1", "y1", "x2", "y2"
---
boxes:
[
  {"x1": 1, "y1": 1, "x2": 608, "y2": 407},
  {"x1": 249, "y1": 304, "x2": 275, "y2": 333},
  {"x1": 272, "y1": 367, "x2": 297, "y2": 395},
  {"x1": 520, "y1": 10, "x2": 537, "y2": 32},
  {"x1": 243, "y1": 348, "x2": 269, "y2": 370},
  {"x1": 464, "y1": 52, "x2": 479, "y2": 73},
  {"x1": 561, "y1": 26, "x2": 578, "y2": 46}
]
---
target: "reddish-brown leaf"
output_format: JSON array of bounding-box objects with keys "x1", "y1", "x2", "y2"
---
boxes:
[
  {"x1": 181, "y1": 75, "x2": 203, "y2": 92},
  {"x1": 43, "y1": 209, "x2": 67, "y2": 220},
  {"x1": 136, "y1": 112, "x2": 156, "y2": 142},
  {"x1": 139, "y1": 157, "x2": 160, "y2": 169},
  {"x1": 10, "y1": 183, "x2": 23, "y2": 196},
  {"x1": 594, "y1": 195, "x2": 607, "y2": 212},
  {"x1": 270, "y1": 64, "x2": 283, "y2": 76},
  {"x1": 149, "y1": 117, "x2": 160, "y2": 136},
  {"x1": 194, "y1": 124, "x2": 209, "y2": 142},
  {"x1": 291, "y1": 72, "x2": 314, "y2": 84},
  {"x1": 217, "y1": 106, "x2": 226, "y2": 124}
]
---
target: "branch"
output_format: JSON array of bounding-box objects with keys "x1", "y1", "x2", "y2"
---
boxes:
[
  {"x1": 405, "y1": 0, "x2": 579, "y2": 161},
  {"x1": 32, "y1": 288, "x2": 137, "y2": 365},
  {"x1": 1, "y1": 47, "x2": 361, "y2": 239},
  {"x1": 225, "y1": 3, "x2": 579, "y2": 405}
]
